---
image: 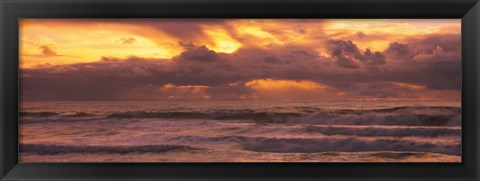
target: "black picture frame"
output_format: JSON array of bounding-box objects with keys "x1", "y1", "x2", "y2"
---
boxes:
[{"x1": 1, "y1": 0, "x2": 479, "y2": 180}]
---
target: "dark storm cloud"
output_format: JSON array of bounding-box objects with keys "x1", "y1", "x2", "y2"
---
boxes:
[
  {"x1": 385, "y1": 42, "x2": 414, "y2": 58},
  {"x1": 21, "y1": 32, "x2": 461, "y2": 101},
  {"x1": 175, "y1": 45, "x2": 223, "y2": 63},
  {"x1": 414, "y1": 33, "x2": 461, "y2": 53},
  {"x1": 406, "y1": 33, "x2": 461, "y2": 61},
  {"x1": 362, "y1": 49, "x2": 386, "y2": 66},
  {"x1": 327, "y1": 40, "x2": 386, "y2": 69},
  {"x1": 383, "y1": 60, "x2": 461, "y2": 90}
]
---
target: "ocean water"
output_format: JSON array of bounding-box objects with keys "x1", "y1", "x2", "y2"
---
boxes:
[{"x1": 19, "y1": 101, "x2": 461, "y2": 162}]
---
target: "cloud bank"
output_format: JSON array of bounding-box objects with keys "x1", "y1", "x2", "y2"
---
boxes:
[{"x1": 20, "y1": 19, "x2": 461, "y2": 101}]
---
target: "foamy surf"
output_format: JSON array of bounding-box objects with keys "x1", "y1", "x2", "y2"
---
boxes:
[
  {"x1": 19, "y1": 101, "x2": 461, "y2": 162},
  {"x1": 19, "y1": 151, "x2": 460, "y2": 162}
]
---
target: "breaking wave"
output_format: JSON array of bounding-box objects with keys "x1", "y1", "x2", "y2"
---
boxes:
[
  {"x1": 64, "y1": 112, "x2": 94, "y2": 118},
  {"x1": 20, "y1": 106, "x2": 461, "y2": 126},
  {"x1": 20, "y1": 111, "x2": 93, "y2": 118},
  {"x1": 296, "y1": 125, "x2": 461, "y2": 137},
  {"x1": 20, "y1": 144, "x2": 199, "y2": 155},
  {"x1": 334, "y1": 106, "x2": 461, "y2": 115},
  {"x1": 107, "y1": 111, "x2": 302, "y2": 123},
  {"x1": 20, "y1": 118, "x2": 99, "y2": 124},
  {"x1": 167, "y1": 135, "x2": 461, "y2": 156},
  {"x1": 20, "y1": 111, "x2": 59, "y2": 118},
  {"x1": 292, "y1": 112, "x2": 460, "y2": 126},
  {"x1": 241, "y1": 137, "x2": 461, "y2": 155}
]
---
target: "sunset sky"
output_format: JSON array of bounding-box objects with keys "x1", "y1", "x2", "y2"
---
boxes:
[{"x1": 20, "y1": 19, "x2": 461, "y2": 101}]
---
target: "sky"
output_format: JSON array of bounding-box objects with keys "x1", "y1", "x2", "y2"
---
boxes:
[{"x1": 19, "y1": 19, "x2": 461, "y2": 101}]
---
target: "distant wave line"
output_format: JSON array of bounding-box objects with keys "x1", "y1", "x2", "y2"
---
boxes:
[{"x1": 19, "y1": 106, "x2": 461, "y2": 126}]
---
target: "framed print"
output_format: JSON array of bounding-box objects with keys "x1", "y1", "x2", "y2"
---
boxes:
[
  {"x1": 17, "y1": 18, "x2": 462, "y2": 163},
  {"x1": 1, "y1": 0, "x2": 479, "y2": 180}
]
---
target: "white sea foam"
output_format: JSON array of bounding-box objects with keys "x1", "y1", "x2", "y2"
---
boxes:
[{"x1": 19, "y1": 101, "x2": 462, "y2": 162}]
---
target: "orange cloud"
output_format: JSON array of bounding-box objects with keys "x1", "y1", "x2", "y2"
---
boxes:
[
  {"x1": 390, "y1": 82, "x2": 425, "y2": 90},
  {"x1": 246, "y1": 79, "x2": 327, "y2": 91},
  {"x1": 20, "y1": 19, "x2": 177, "y2": 68},
  {"x1": 118, "y1": 37, "x2": 137, "y2": 45},
  {"x1": 20, "y1": 19, "x2": 460, "y2": 69},
  {"x1": 38, "y1": 45, "x2": 59, "y2": 56},
  {"x1": 245, "y1": 79, "x2": 330, "y2": 101},
  {"x1": 203, "y1": 28, "x2": 242, "y2": 53},
  {"x1": 158, "y1": 84, "x2": 210, "y2": 100},
  {"x1": 323, "y1": 19, "x2": 461, "y2": 51},
  {"x1": 19, "y1": 19, "x2": 461, "y2": 102}
]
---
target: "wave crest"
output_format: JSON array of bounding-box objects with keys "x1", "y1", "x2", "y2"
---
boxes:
[
  {"x1": 20, "y1": 144, "x2": 199, "y2": 155},
  {"x1": 297, "y1": 125, "x2": 461, "y2": 137},
  {"x1": 20, "y1": 106, "x2": 461, "y2": 126},
  {"x1": 242, "y1": 137, "x2": 461, "y2": 155}
]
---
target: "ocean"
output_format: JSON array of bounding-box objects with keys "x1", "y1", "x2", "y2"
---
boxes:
[{"x1": 19, "y1": 100, "x2": 461, "y2": 162}]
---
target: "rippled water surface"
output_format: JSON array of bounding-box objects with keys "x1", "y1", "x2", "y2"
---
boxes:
[{"x1": 19, "y1": 101, "x2": 461, "y2": 162}]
